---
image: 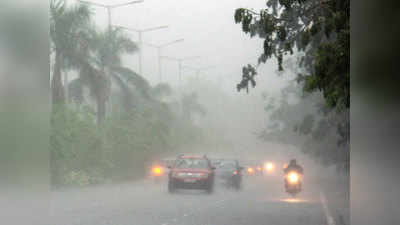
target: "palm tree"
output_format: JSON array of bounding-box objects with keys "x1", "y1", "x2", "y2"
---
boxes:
[
  {"x1": 50, "y1": 0, "x2": 92, "y2": 105},
  {"x1": 73, "y1": 27, "x2": 154, "y2": 124}
]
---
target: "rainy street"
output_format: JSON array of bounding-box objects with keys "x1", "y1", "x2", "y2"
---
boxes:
[{"x1": 50, "y1": 175, "x2": 328, "y2": 225}]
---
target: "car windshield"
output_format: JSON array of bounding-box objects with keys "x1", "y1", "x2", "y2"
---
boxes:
[{"x1": 175, "y1": 158, "x2": 209, "y2": 169}]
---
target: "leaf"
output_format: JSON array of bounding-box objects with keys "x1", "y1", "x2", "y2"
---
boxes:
[
  {"x1": 234, "y1": 8, "x2": 245, "y2": 23},
  {"x1": 278, "y1": 26, "x2": 287, "y2": 41}
]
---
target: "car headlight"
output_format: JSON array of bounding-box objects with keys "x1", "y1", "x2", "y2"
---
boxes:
[
  {"x1": 152, "y1": 167, "x2": 162, "y2": 175},
  {"x1": 247, "y1": 167, "x2": 254, "y2": 173},
  {"x1": 265, "y1": 162, "x2": 275, "y2": 172}
]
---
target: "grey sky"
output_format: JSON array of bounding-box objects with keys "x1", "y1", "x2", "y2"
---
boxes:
[
  {"x1": 66, "y1": 0, "x2": 299, "y2": 154},
  {"x1": 69, "y1": 0, "x2": 292, "y2": 94}
]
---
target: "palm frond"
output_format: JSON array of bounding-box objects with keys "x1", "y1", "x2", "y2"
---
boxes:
[
  {"x1": 79, "y1": 62, "x2": 110, "y2": 102},
  {"x1": 50, "y1": 0, "x2": 93, "y2": 71},
  {"x1": 151, "y1": 83, "x2": 173, "y2": 98},
  {"x1": 110, "y1": 72, "x2": 135, "y2": 110},
  {"x1": 89, "y1": 28, "x2": 138, "y2": 67},
  {"x1": 111, "y1": 66, "x2": 151, "y2": 99}
]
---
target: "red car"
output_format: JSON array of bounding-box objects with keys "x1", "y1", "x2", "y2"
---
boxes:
[{"x1": 168, "y1": 155, "x2": 215, "y2": 193}]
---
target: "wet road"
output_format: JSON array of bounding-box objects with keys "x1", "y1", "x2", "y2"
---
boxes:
[{"x1": 50, "y1": 175, "x2": 326, "y2": 225}]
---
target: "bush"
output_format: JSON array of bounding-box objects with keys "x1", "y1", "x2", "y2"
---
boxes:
[{"x1": 50, "y1": 103, "x2": 203, "y2": 188}]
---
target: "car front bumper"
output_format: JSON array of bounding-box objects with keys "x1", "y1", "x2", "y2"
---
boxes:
[{"x1": 170, "y1": 177, "x2": 212, "y2": 189}]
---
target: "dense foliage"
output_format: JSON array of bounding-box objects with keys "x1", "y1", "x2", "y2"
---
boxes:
[
  {"x1": 50, "y1": 1, "x2": 205, "y2": 187},
  {"x1": 259, "y1": 81, "x2": 349, "y2": 172},
  {"x1": 234, "y1": 0, "x2": 349, "y2": 171},
  {"x1": 51, "y1": 99, "x2": 204, "y2": 187},
  {"x1": 234, "y1": 0, "x2": 349, "y2": 110}
]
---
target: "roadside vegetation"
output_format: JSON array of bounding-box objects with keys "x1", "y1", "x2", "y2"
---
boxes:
[
  {"x1": 50, "y1": 0, "x2": 205, "y2": 188},
  {"x1": 234, "y1": 0, "x2": 349, "y2": 173}
]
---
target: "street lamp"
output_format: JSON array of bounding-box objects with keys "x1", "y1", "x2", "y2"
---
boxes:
[
  {"x1": 75, "y1": 0, "x2": 144, "y2": 115},
  {"x1": 161, "y1": 56, "x2": 201, "y2": 86},
  {"x1": 143, "y1": 39, "x2": 184, "y2": 82},
  {"x1": 114, "y1": 25, "x2": 169, "y2": 76},
  {"x1": 77, "y1": 0, "x2": 144, "y2": 30}
]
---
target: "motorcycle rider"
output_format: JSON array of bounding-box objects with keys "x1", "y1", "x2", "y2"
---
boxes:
[
  {"x1": 283, "y1": 159, "x2": 303, "y2": 188},
  {"x1": 284, "y1": 159, "x2": 303, "y2": 174}
]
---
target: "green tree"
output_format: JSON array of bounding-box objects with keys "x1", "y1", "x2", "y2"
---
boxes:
[
  {"x1": 70, "y1": 27, "x2": 144, "y2": 124},
  {"x1": 260, "y1": 81, "x2": 349, "y2": 172},
  {"x1": 234, "y1": 0, "x2": 349, "y2": 110},
  {"x1": 50, "y1": 0, "x2": 92, "y2": 105}
]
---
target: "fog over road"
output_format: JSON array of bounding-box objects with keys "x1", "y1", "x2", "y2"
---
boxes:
[{"x1": 50, "y1": 174, "x2": 327, "y2": 225}]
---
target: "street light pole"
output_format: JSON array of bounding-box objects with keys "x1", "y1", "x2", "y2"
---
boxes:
[
  {"x1": 107, "y1": 6, "x2": 112, "y2": 30},
  {"x1": 77, "y1": 0, "x2": 144, "y2": 31},
  {"x1": 178, "y1": 60, "x2": 182, "y2": 84},
  {"x1": 114, "y1": 25, "x2": 169, "y2": 76},
  {"x1": 158, "y1": 47, "x2": 162, "y2": 81},
  {"x1": 76, "y1": 0, "x2": 144, "y2": 116},
  {"x1": 160, "y1": 56, "x2": 200, "y2": 116},
  {"x1": 138, "y1": 31, "x2": 142, "y2": 75},
  {"x1": 143, "y1": 38, "x2": 184, "y2": 83},
  {"x1": 161, "y1": 56, "x2": 200, "y2": 87}
]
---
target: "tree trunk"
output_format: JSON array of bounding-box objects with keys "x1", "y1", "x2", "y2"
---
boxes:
[
  {"x1": 97, "y1": 98, "x2": 106, "y2": 125},
  {"x1": 64, "y1": 70, "x2": 69, "y2": 103},
  {"x1": 51, "y1": 52, "x2": 65, "y2": 105}
]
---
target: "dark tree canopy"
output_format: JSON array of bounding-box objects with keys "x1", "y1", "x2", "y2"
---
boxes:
[{"x1": 234, "y1": 0, "x2": 349, "y2": 110}]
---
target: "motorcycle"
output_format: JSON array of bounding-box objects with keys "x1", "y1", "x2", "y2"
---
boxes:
[{"x1": 284, "y1": 170, "x2": 302, "y2": 197}]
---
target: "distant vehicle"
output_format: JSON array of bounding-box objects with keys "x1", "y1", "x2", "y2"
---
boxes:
[
  {"x1": 283, "y1": 159, "x2": 303, "y2": 197},
  {"x1": 168, "y1": 155, "x2": 215, "y2": 194},
  {"x1": 255, "y1": 164, "x2": 263, "y2": 176},
  {"x1": 263, "y1": 161, "x2": 276, "y2": 174},
  {"x1": 212, "y1": 159, "x2": 243, "y2": 190},
  {"x1": 284, "y1": 170, "x2": 302, "y2": 197},
  {"x1": 244, "y1": 166, "x2": 255, "y2": 176},
  {"x1": 241, "y1": 160, "x2": 263, "y2": 176}
]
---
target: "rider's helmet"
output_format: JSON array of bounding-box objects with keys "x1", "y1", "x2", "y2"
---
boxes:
[{"x1": 289, "y1": 159, "x2": 297, "y2": 165}]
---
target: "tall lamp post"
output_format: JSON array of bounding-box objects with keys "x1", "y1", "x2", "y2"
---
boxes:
[
  {"x1": 161, "y1": 56, "x2": 200, "y2": 116},
  {"x1": 75, "y1": 0, "x2": 144, "y2": 115},
  {"x1": 143, "y1": 39, "x2": 184, "y2": 83},
  {"x1": 77, "y1": 0, "x2": 144, "y2": 31},
  {"x1": 114, "y1": 25, "x2": 169, "y2": 76},
  {"x1": 160, "y1": 56, "x2": 200, "y2": 86}
]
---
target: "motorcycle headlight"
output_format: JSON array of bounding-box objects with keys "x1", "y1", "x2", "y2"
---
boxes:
[{"x1": 288, "y1": 172, "x2": 299, "y2": 183}]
